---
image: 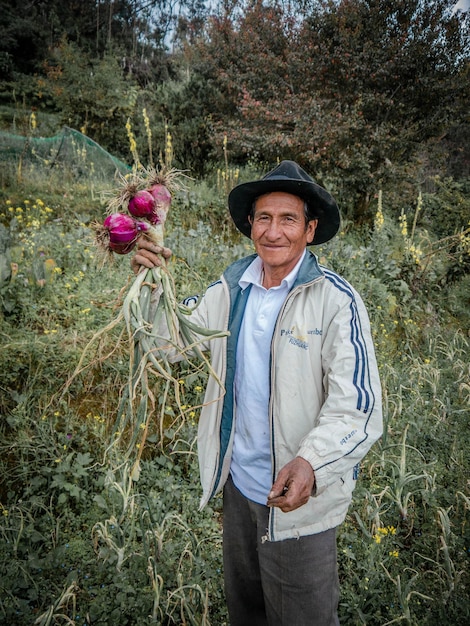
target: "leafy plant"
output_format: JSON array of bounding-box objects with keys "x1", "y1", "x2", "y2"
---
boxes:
[{"x1": 0, "y1": 151, "x2": 468, "y2": 624}]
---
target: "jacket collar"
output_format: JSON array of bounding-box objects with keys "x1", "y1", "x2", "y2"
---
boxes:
[
  {"x1": 223, "y1": 250, "x2": 324, "y2": 290},
  {"x1": 293, "y1": 250, "x2": 324, "y2": 287}
]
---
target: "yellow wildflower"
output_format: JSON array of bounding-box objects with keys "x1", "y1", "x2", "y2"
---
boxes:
[
  {"x1": 374, "y1": 190, "x2": 384, "y2": 230},
  {"x1": 399, "y1": 210, "x2": 408, "y2": 237},
  {"x1": 125, "y1": 118, "x2": 140, "y2": 166}
]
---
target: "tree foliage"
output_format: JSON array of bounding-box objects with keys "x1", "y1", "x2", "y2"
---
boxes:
[
  {"x1": 186, "y1": 0, "x2": 470, "y2": 219},
  {"x1": 0, "y1": 0, "x2": 190, "y2": 88},
  {"x1": 0, "y1": 0, "x2": 469, "y2": 223},
  {"x1": 37, "y1": 41, "x2": 142, "y2": 158}
]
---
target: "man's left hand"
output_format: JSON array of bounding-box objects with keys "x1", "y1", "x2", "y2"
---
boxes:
[{"x1": 267, "y1": 457, "x2": 315, "y2": 512}]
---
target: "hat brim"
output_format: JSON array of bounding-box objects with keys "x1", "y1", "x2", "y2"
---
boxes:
[{"x1": 228, "y1": 178, "x2": 340, "y2": 245}]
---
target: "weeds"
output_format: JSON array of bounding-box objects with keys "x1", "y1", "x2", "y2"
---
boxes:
[{"x1": 0, "y1": 173, "x2": 468, "y2": 624}]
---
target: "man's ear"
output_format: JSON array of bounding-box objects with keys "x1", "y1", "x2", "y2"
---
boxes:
[{"x1": 306, "y1": 219, "x2": 318, "y2": 244}]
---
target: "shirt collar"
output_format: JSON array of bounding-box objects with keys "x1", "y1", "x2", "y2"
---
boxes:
[{"x1": 239, "y1": 250, "x2": 306, "y2": 291}]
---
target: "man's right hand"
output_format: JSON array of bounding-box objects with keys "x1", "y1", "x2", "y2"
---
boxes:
[{"x1": 131, "y1": 237, "x2": 172, "y2": 274}]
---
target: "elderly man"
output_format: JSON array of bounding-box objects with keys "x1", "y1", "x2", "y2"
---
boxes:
[{"x1": 133, "y1": 161, "x2": 383, "y2": 626}]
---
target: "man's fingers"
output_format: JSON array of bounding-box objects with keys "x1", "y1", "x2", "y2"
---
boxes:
[
  {"x1": 159, "y1": 246, "x2": 172, "y2": 259},
  {"x1": 267, "y1": 483, "x2": 307, "y2": 513},
  {"x1": 131, "y1": 241, "x2": 173, "y2": 273},
  {"x1": 137, "y1": 237, "x2": 172, "y2": 258},
  {"x1": 266, "y1": 457, "x2": 315, "y2": 512},
  {"x1": 132, "y1": 253, "x2": 157, "y2": 271},
  {"x1": 268, "y1": 481, "x2": 289, "y2": 501}
]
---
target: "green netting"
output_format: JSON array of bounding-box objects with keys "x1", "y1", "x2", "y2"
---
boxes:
[{"x1": 0, "y1": 126, "x2": 131, "y2": 180}]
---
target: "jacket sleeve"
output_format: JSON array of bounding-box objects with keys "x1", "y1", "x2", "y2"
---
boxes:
[
  {"x1": 148, "y1": 279, "x2": 223, "y2": 362},
  {"x1": 297, "y1": 280, "x2": 383, "y2": 496}
]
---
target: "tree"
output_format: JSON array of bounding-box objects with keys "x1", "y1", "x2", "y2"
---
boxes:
[
  {"x1": 40, "y1": 40, "x2": 142, "y2": 158},
  {"x1": 0, "y1": 0, "x2": 180, "y2": 94},
  {"x1": 293, "y1": 0, "x2": 470, "y2": 215},
  {"x1": 187, "y1": 0, "x2": 470, "y2": 220}
]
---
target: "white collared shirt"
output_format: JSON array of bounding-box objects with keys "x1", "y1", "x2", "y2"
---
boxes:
[{"x1": 230, "y1": 251, "x2": 306, "y2": 504}]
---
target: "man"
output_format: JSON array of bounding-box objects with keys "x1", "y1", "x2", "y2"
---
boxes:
[{"x1": 133, "y1": 160, "x2": 383, "y2": 625}]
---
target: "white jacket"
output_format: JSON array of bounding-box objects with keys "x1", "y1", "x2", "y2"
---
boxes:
[{"x1": 162, "y1": 251, "x2": 382, "y2": 541}]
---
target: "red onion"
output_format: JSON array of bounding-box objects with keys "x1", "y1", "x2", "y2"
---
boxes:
[
  {"x1": 149, "y1": 183, "x2": 171, "y2": 209},
  {"x1": 103, "y1": 213, "x2": 150, "y2": 255},
  {"x1": 148, "y1": 184, "x2": 171, "y2": 225},
  {"x1": 128, "y1": 190, "x2": 157, "y2": 223}
]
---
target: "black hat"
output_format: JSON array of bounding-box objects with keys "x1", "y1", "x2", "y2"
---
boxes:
[{"x1": 228, "y1": 160, "x2": 340, "y2": 245}]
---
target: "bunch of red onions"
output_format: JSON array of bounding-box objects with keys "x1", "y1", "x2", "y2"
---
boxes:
[
  {"x1": 86, "y1": 165, "x2": 228, "y2": 479},
  {"x1": 94, "y1": 177, "x2": 172, "y2": 258}
]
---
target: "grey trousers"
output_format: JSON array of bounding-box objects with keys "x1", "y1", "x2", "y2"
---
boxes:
[{"x1": 223, "y1": 476, "x2": 340, "y2": 626}]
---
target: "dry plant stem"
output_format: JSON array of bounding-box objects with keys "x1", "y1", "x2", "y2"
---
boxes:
[{"x1": 57, "y1": 313, "x2": 125, "y2": 403}]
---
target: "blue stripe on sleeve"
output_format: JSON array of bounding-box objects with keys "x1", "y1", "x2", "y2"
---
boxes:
[
  {"x1": 323, "y1": 269, "x2": 374, "y2": 413},
  {"x1": 316, "y1": 269, "x2": 377, "y2": 464}
]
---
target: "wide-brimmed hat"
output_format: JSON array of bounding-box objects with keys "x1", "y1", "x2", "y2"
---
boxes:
[{"x1": 228, "y1": 160, "x2": 340, "y2": 245}]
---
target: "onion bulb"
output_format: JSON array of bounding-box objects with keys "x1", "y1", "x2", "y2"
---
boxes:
[
  {"x1": 148, "y1": 184, "x2": 172, "y2": 225},
  {"x1": 102, "y1": 213, "x2": 150, "y2": 255},
  {"x1": 128, "y1": 190, "x2": 157, "y2": 223}
]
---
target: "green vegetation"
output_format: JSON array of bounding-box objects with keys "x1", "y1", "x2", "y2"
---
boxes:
[
  {"x1": 1, "y1": 1, "x2": 469, "y2": 220},
  {"x1": 0, "y1": 148, "x2": 468, "y2": 623},
  {"x1": 0, "y1": 1, "x2": 469, "y2": 624}
]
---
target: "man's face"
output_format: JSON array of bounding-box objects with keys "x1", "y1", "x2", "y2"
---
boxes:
[{"x1": 249, "y1": 191, "x2": 318, "y2": 279}]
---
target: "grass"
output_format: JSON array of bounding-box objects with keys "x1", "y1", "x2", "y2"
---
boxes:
[{"x1": 0, "y1": 158, "x2": 469, "y2": 625}]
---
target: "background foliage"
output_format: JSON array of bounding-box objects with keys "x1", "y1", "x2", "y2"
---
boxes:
[
  {"x1": 1, "y1": 0, "x2": 469, "y2": 221},
  {"x1": 0, "y1": 0, "x2": 469, "y2": 624}
]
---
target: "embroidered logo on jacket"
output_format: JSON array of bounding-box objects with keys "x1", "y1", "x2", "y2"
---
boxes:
[
  {"x1": 340, "y1": 429, "x2": 358, "y2": 446},
  {"x1": 289, "y1": 336, "x2": 309, "y2": 350},
  {"x1": 280, "y1": 327, "x2": 322, "y2": 350},
  {"x1": 281, "y1": 327, "x2": 322, "y2": 337}
]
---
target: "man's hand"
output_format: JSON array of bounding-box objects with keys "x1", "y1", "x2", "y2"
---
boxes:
[
  {"x1": 130, "y1": 238, "x2": 172, "y2": 274},
  {"x1": 267, "y1": 457, "x2": 315, "y2": 513}
]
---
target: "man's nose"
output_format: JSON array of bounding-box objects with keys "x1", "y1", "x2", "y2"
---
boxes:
[{"x1": 265, "y1": 219, "x2": 282, "y2": 239}]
